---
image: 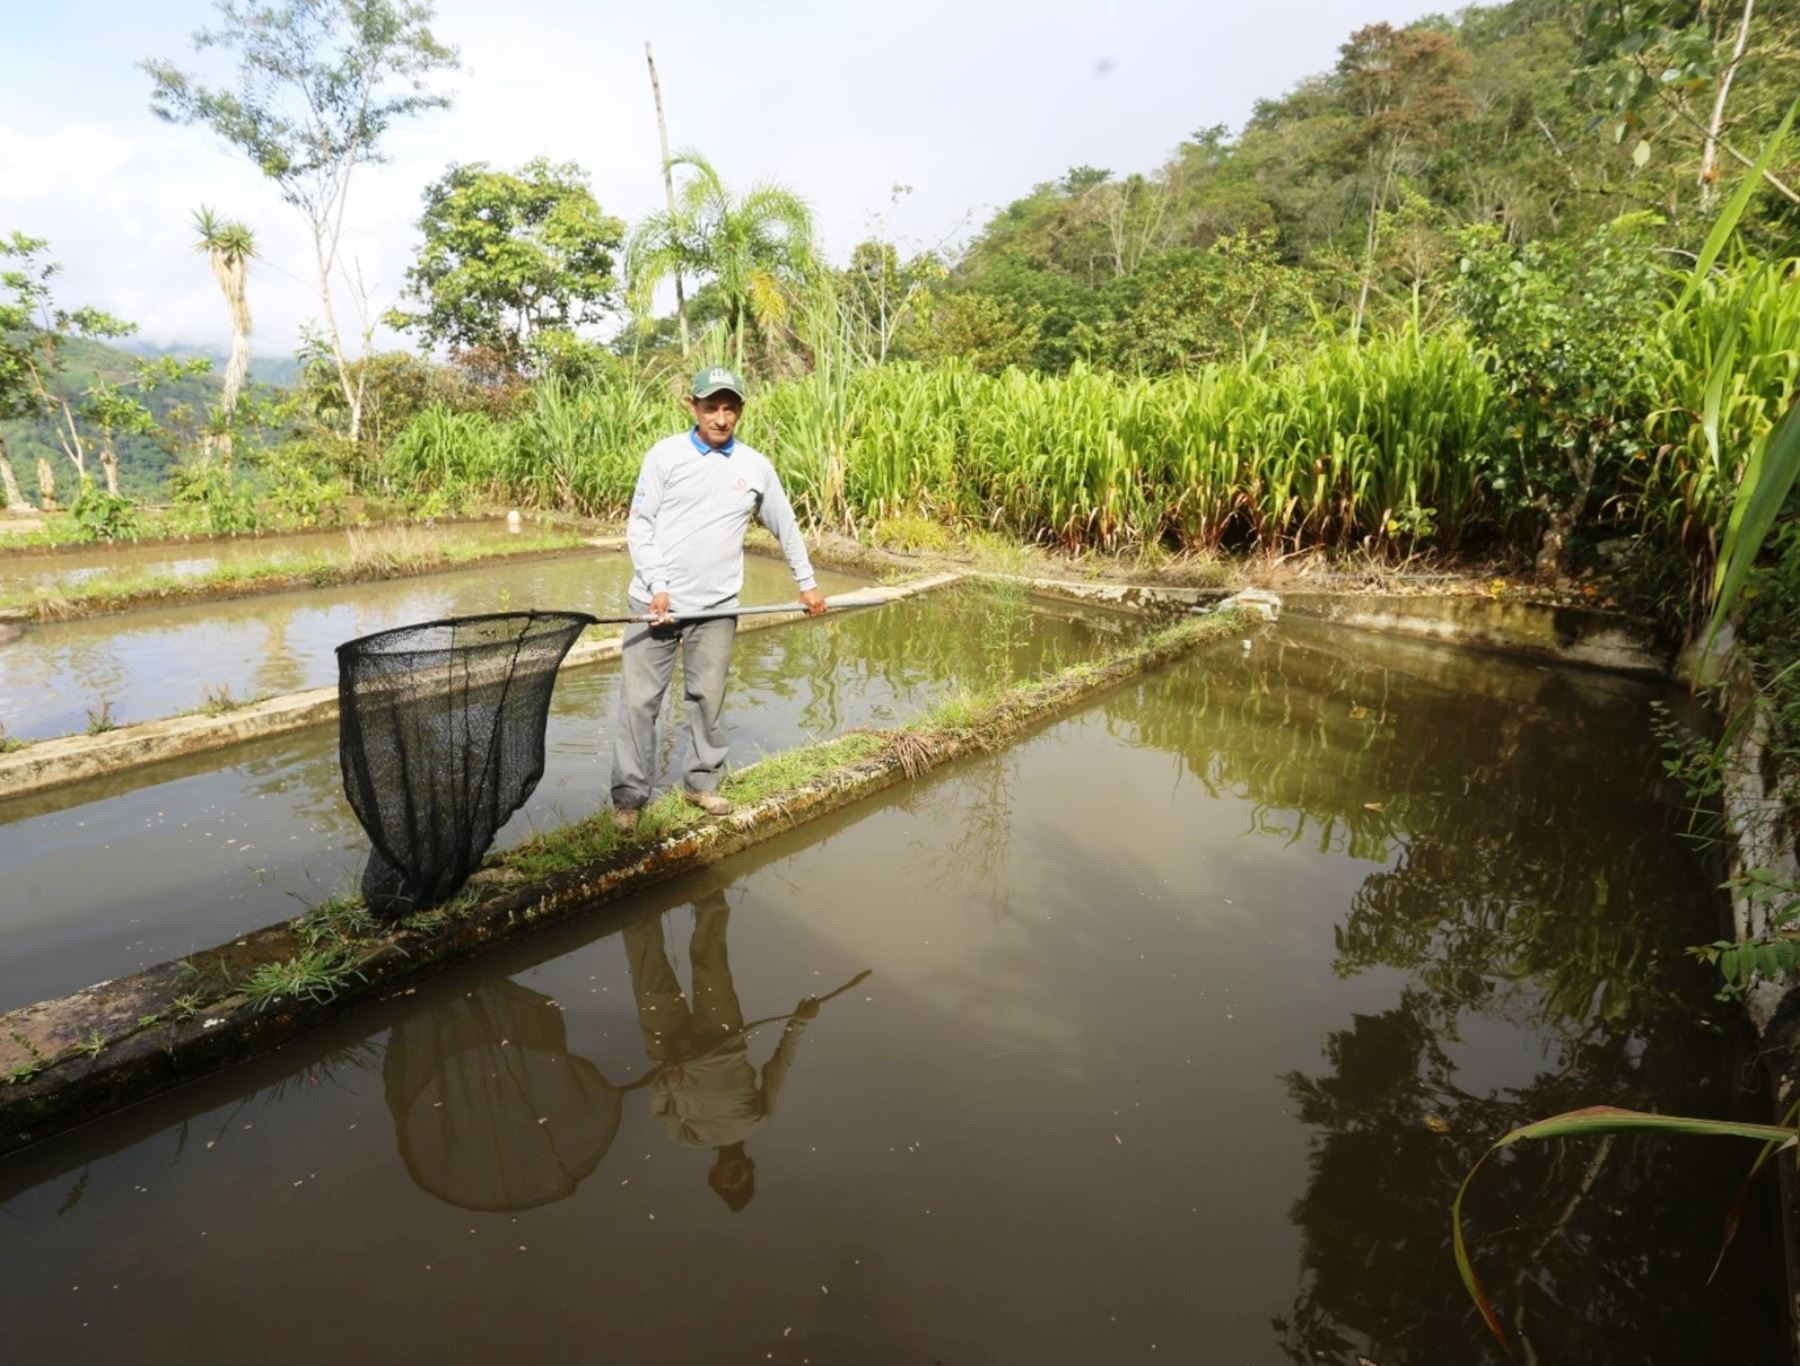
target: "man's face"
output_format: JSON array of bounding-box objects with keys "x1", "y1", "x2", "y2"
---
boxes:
[{"x1": 690, "y1": 392, "x2": 743, "y2": 447}]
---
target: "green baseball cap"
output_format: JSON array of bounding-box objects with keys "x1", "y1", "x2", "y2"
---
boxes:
[{"x1": 691, "y1": 364, "x2": 745, "y2": 399}]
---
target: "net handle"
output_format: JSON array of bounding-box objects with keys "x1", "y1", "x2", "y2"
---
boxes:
[{"x1": 589, "y1": 592, "x2": 894, "y2": 626}]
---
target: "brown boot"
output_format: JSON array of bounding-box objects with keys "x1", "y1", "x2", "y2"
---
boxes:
[
  {"x1": 682, "y1": 788, "x2": 734, "y2": 817},
  {"x1": 613, "y1": 805, "x2": 640, "y2": 835}
]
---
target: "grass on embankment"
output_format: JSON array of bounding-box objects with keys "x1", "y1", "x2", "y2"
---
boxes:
[{"x1": 3, "y1": 525, "x2": 588, "y2": 621}]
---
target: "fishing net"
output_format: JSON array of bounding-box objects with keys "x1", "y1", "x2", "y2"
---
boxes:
[
  {"x1": 383, "y1": 978, "x2": 622, "y2": 1211},
  {"x1": 337, "y1": 611, "x2": 593, "y2": 918}
]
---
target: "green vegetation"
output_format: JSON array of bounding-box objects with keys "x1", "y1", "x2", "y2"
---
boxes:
[
  {"x1": 195, "y1": 684, "x2": 256, "y2": 717},
  {"x1": 145, "y1": 0, "x2": 459, "y2": 445},
  {"x1": 625, "y1": 150, "x2": 820, "y2": 369},
  {"x1": 1454, "y1": 1105, "x2": 1800, "y2": 1353},
  {"x1": 241, "y1": 944, "x2": 369, "y2": 1011},
  {"x1": 388, "y1": 158, "x2": 625, "y2": 372}
]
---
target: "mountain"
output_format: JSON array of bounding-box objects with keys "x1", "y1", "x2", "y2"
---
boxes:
[{"x1": 124, "y1": 339, "x2": 301, "y2": 390}]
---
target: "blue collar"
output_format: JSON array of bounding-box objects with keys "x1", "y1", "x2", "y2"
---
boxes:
[{"x1": 689, "y1": 426, "x2": 736, "y2": 456}]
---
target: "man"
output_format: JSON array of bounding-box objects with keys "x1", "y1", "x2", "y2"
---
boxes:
[{"x1": 611, "y1": 365, "x2": 825, "y2": 832}]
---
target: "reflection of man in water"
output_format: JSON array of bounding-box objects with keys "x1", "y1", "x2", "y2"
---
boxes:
[{"x1": 623, "y1": 890, "x2": 818, "y2": 1212}]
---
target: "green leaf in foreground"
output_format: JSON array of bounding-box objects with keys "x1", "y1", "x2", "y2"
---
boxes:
[
  {"x1": 1452, "y1": 1105, "x2": 1797, "y2": 1356},
  {"x1": 1708, "y1": 399, "x2": 1800, "y2": 649}
]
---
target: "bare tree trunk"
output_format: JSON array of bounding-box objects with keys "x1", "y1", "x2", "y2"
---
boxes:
[
  {"x1": 219, "y1": 310, "x2": 250, "y2": 471},
  {"x1": 54, "y1": 398, "x2": 87, "y2": 482},
  {"x1": 0, "y1": 433, "x2": 33, "y2": 511},
  {"x1": 1701, "y1": 0, "x2": 1756, "y2": 210},
  {"x1": 100, "y1": 439, "x2": 121, "y2": 497},
  {"x1": 311, "y1": 221, "x2": 363, "y2": 444},
  {"x1": 36, "y1": 457, "x2": 57, "y2": 511},
  {"x1": 1353, "y1": 176, "x2": 1383, "y2": 338},
  {"x1": 646, "y1": 41, "x2": 690, "y2": 359},
  {"x1": 1535, "y1": 451, "x2": 1598, "y2": 583}
]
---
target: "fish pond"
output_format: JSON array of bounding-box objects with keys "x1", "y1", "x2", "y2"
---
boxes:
[{"x1": 0, "y1": 614, "x2": 1780, "y2": 1364}]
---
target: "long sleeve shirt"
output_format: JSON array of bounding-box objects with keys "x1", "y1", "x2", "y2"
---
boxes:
[{"x1": 626, "y1": 429, "x2": 817, "y2": 612}]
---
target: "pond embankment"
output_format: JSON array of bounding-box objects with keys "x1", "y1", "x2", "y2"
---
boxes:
[{"x1": 0, "y1": 526, "x2": 607, "y2": 624}]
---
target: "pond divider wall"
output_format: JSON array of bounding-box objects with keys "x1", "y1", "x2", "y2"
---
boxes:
[
  {"x1": 1716, "y1": 656, "x2": 1800, "y2": 1341},
  {"x1": 0, "y1": 537, "x2": 621, "y2": 628},
  {"x1": 0, "y1": 607, "x2": 1242, "y2": 1156},
  {"x1": 1279, "y1": 591, "x2": 1668, "y2": 676},
  {"x1": 0, "y1": 571, "x2": 964, "y2": 800},
  {"x1": 975, "y1": 567, "x2": 1666, "y2": 673}
]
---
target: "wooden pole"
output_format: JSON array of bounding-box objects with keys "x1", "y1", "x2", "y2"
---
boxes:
[{"x1": 645, "y1": 41, "x2": 690, "y2": 359}]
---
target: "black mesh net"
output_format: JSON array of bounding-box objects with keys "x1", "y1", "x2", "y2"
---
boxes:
[{"x1": 337, "y1": 611, "x2": 593, "y2": 918}]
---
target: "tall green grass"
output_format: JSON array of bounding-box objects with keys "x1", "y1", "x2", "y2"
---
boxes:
[
  {"x1": 373, "y1": 258, "x2": 1795, "y2": 565},
  {"x1": 1642, "y1": 256, "x2": 1800, "y2": 561}
]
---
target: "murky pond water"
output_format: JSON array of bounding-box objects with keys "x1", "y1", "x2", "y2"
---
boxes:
[
  {"x1": 0, "y1": 550, "x2": 864, "y2": 739},
  {"x1": 0, "y1": 520, "x2": 536, "y2": 598},
  {"x1": 0, "y1": 618, "x2": 1780, "y2": 1364},
  {"x1": 0, "y1": 584, "x2": 1129, "y2": 1009}
]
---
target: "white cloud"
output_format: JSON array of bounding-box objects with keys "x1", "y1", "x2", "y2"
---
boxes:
[{"x1": 0, "y1": 125, "x2": 135, "y2": 201}]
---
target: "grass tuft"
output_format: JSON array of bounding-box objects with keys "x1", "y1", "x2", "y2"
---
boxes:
[
  {"x1": 242, "y1": 945, "x2": 367, "y2": 1012},
  {"x1": 296, "y1": 893, "x2": 377, "y2": 949}
]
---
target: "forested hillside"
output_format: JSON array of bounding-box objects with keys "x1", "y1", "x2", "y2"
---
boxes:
[
  {"x1": 0, "y1": 336, "x2": 224, "y2": 498},
  {"x1": 916, "y1": 0, "x2": 1800, "y2": 373}
]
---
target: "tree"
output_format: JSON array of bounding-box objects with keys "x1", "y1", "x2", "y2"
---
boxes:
[
  {"x1": 626, "y1": 150, "x2": 819, "y2": 371},
  {"x1": 78, "y1": 356, "x2": 208, "y2": 501},
  {"x1": 1091, "y1": 231, "x2": 1315, "y2": 373},
  {"x1": 1576, "y1": 0, "x2": 1800, "y2": 213},
  {"x1": 900, "y1": 291, "x2": 1046, "y2": 374},
  {"x1": 1333, "y1": 23, "x2": 1474, "y2": 335},
  {"x1": 144, "y1": 0, "x2": 459, "y2": 443},
  {"x1": 388, "y1": 159, "x2": 624, "y2": 373},
  {"x1": 1452, "y1": 214, "x2": 1668, "y2": 582},
  {"x1": 192, "y1": 207, "x2": 255, "y2": 469},
  {"x1": 0, "y1": 233, "x2": 137, "y2": 503},
  {"x1": 840, "y1": 239, "x2": 942, "y2": 365}
]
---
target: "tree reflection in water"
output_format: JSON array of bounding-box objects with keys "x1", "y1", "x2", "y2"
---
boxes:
[{"x1": 1107, "y1": 623, "x2": 1781, "y2": 1363}]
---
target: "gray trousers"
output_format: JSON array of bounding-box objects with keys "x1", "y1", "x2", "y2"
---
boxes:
[{"x1": 610, "y1": 597, "x2": 737, "y2": 810}]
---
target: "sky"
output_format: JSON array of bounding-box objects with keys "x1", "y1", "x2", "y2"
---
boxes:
[{"x1": 0, "y1": 0, "x2": 1455, "y2": 357}]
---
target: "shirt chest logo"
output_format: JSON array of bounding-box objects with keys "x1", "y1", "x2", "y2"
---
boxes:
[{"x1": 734, "y1": 476, "x2": 750, "y2": 493}]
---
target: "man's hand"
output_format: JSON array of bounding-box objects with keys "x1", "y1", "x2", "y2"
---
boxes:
[
  {"x1": 798, "y1": 588, "x2": 827, "y2": 617},
  {"x1": 794, "y1": 997, "x2": 821, "y2": 1021},
  {"x1": 650, "y1": 592, "x2": 674, "y2": 625}
]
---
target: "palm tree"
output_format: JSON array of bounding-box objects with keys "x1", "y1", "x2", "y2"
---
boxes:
[
  {"x1": 625, "y1": 151, "x2": 819, "y2": 371},
  {"x1": 192, "y1": 207, "x2": 256, "y2": 468}
]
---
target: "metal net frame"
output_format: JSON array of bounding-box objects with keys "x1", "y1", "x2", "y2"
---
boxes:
[{"x1": 337, "y1": 611, "x2": 594, "y2": 918}]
